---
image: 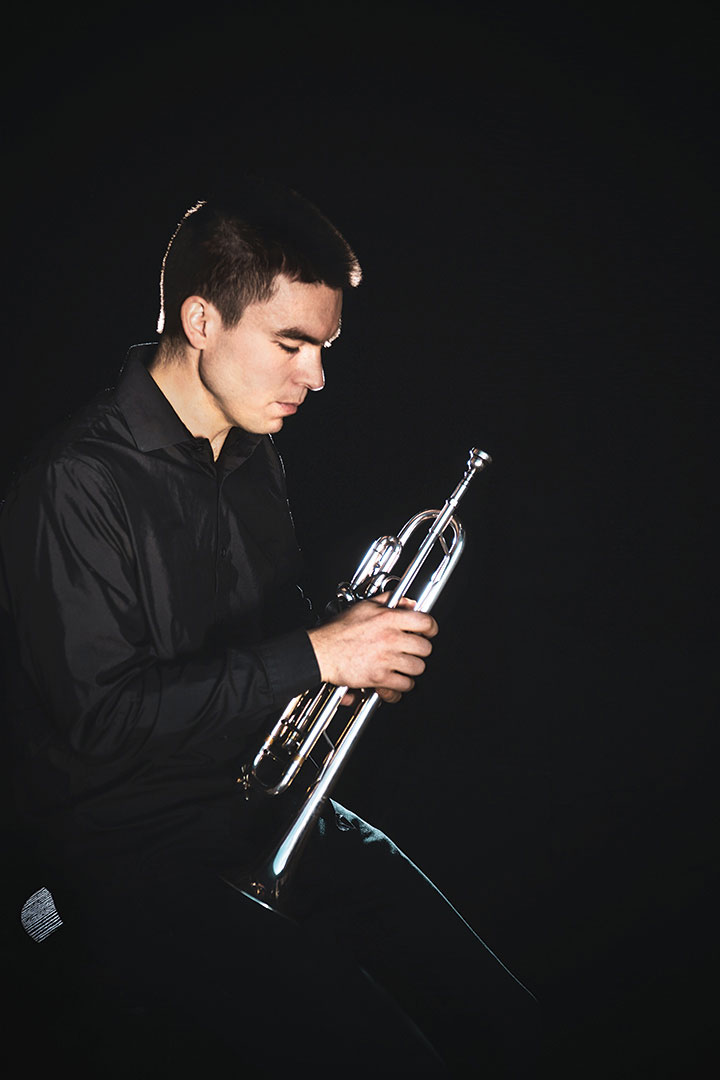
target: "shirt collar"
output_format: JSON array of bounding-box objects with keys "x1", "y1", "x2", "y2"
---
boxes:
[
  {"x1": 115, "y1": 343, "x2": 263, "y2": 467},
  {"x1": 115, "y1": 343, "x2": 192, "y2": 452}
]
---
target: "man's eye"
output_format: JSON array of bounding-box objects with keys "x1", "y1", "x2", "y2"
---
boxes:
[{"x1": 278, "y1": 342, "x2": 300, "y2": 355}]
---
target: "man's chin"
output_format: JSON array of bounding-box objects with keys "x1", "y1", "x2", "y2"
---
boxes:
[{"x1": 239, "y1": 414, "x2": 284, "y2": 436}]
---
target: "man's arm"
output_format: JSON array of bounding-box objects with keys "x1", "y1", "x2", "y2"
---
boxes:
[{"x1": 0, "y1": 454, "x2": 320, "y2": 764}]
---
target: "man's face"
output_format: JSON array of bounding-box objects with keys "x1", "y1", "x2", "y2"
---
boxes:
[{"x1": 199, "y1": 275, "x2": 343, "y2": 435}]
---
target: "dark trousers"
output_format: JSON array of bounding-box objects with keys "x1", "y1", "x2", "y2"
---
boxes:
[{"x1": 47, "y1": 801, "x2": 541, "y2": 1077}]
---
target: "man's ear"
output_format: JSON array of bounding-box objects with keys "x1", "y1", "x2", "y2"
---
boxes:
[{"x1": 179, "y1": 296, "x2": 219, "y2": 349}]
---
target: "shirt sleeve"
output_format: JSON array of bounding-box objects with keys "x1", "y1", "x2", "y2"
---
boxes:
[{"x1": 0, "y1": 454, "x2": 321, "y2": 765}]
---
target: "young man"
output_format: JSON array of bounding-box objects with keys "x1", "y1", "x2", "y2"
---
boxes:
[{"x1": 1, "y1": 181, "x2": 539, "y2": 1075}]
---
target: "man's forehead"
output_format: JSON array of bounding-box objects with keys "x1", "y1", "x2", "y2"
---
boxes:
[{"x1": 253, "y1": 276, "x2": 343, "y2": 343}]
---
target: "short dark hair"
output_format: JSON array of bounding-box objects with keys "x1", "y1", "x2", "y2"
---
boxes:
[{"x1": 157, "y1": 178, "x2": 362, "y2": 339}]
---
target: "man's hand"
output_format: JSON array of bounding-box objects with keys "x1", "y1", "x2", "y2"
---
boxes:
[{"x1": 306, "y1": 594, "x2": 438, "y2": 704}]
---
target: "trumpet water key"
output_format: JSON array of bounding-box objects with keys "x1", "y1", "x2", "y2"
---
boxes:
[{"x1": 222, "y1": 447, "x2": 491, "y2": 910}]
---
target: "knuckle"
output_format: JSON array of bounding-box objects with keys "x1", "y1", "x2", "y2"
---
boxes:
[{"x1": 371, "y1": 663, "x2": 390, "y2": 685}]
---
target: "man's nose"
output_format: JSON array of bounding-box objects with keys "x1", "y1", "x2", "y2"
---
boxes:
[{"x1": 302, "y1": 347, "x2": 325, "y2": 392}]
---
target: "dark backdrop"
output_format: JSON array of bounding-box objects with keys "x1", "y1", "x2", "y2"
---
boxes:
[{"x1": 3, "y1": 3, "x2": 718, "y2": 1075}]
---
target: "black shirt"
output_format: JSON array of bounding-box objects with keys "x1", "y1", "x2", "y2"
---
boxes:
[{"x1": 0, "y1": 344, "x2": 320, "y2": 869}]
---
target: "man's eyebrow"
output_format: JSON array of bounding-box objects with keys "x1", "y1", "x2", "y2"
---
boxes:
[{"x1": 275, "y1": 325, "x2": 341, "y2": 347}]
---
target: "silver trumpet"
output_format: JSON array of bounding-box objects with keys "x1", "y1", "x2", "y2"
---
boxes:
[{"x1": 223, "y1": 447, "x2": 491, "y2": 910}]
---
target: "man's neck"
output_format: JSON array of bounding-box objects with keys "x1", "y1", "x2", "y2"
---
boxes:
[{"x1": 148, "y1": 342, "x2": 230, "y2": 460}]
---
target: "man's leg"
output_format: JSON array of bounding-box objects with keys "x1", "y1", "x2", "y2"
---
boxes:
[
  {"x1": 50, "y1": 846, "x2": 447, "y2": 1077},
  {"x1": 286, "y1": 800, "x2": 542, "y2": 1076}
]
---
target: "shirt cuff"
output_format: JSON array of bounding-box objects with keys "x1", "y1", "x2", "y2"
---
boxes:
[{"x1": 251, "y1": 628, "x2": 321, "y2": 705}]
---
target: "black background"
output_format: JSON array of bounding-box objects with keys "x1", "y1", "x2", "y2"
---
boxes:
[{"x1": 3, "y1": 2, "x2": 718, "y2": 1075}]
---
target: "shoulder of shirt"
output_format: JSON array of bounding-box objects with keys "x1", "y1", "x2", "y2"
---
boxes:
[{"x1": 5, "y1": 387, "x2": 132, "y2": 497}]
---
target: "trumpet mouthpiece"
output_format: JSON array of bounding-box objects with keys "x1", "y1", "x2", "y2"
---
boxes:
[{"x1": 468, "y1": 448, "x2": 492, "y2": 471}]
